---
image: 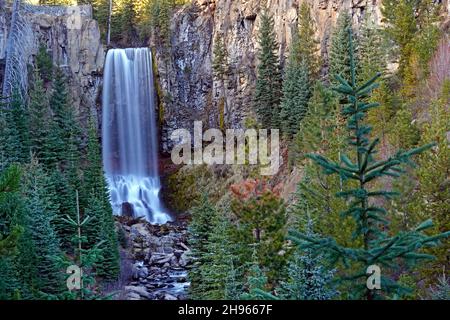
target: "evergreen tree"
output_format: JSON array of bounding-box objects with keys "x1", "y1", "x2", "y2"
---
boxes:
[
  {"x1": 49, "y1": 68, "x2": 81, "y2": 166},
  {"x1": 329, "y1": 11, "x2": 354, "y2": 86},
  {"x1": 90, "y1": 0, "x2": 112, "y2": 42},
  {"x1": 50, "y1": 167, "x2": 76, "y2": 249},
  {"x1": 188, "y1": 193, "x2": 218, "y2": 299},
  {"x1": 278, "y1": 219, "x2": 338, "y2": 300},
  {"x1": 393, "y1": 85, "x2": 450, "y2": 283},
  {"x1": 381, "y1": 0, "x2": 417, "y2": 79},
  {"x1": 357, "y1": 12, "x2": 386, "y2": 85},
  {"x1": 253, "y1": 7, "x2": 282, "y2": 127},
  {"x1": 202, "y1": 215, "x2": 230, "y2": 299},
  {"x1": 212, "y1": 33, "x2": 229, "y2": 130},
  {"x1": 0, "y1": 97, "x2": 21, "y2": 167},
  {"x1": 17, "y1": 159, "x2": 64, "y2": 298},
  {"x1": 230, "y1": 180, "x2": 287, "y2": 283},
  {"x1": 83, "y1": 117, "x2": 107, "y2": 207},
  {"x1": 293, "y1": 2, "x2": 320, "y2": 81},
  {"x1": 280, "y1": 51, "x2": 310, "y2": 137},
  {"x1": 390, "y1": 104, "x2": 421, "y2": 151},
  {"x1": 150, "y1": 0, "x2": 172, "y2": 45},
  {"x1": 293, "y1": 83, "x2": 354, "y2": 247},
  {"x1": 83, "y1": 117, "x2": 119, "y2": 281},
  {"x1": 382, "y1": 0, "x2": 441, "y2": 97},
  {"x1": 28, "y1": 69, "x2": 53, "y2": 166},
  {"x1": 294, "y1": 82, "x2": 342, "y2": 160},
  {"x1": 430, "y1": 272, "x2": 450, "y2": 300},
  {"x1": 9, "y1": 90, "x2": 30, "y2": 163},
  {"x1": 0, "y1": 91, "x2": 29, "y2": 166},
  {"x1": 0, "y1": 165, "x2": 24, "y2": 300},
  {"x1": 289, "y1": 30, "x2": 450, "y2": 299},
  {"x1": 62, "y1": 191, "x2": 106, "y2": 300},
  {"x1": 36, "y1": 44, "x2": 53, "y2": 83},
  {"x1": 240, "y1": 258, "x2": 273, "y2": 300},
  {"x1": 111, "y1": 0, "x2": 137, "y2": 43}
]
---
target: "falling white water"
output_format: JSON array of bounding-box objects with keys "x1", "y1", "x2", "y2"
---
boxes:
[{"x1": 102, "y1": 48, "x2": 171, "y2": 224}]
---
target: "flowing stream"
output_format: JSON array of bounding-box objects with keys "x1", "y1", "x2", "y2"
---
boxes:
[{"x1": 102, "y1": 48, "x2": 171, "y2": 224}]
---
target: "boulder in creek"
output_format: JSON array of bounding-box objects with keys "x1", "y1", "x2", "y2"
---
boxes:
[
  {"x1": 164, "y1": 293, "x2": 178, "y2": 300},
  {"x1": 132, "y1": 261, "x2": 149, "y2": 279},
  {"x1": 130, "y1": 223, "x2": 151, "y2": 240},
  {"x1": 125, "y1": 286, "x2": 153, "y2": 300}
]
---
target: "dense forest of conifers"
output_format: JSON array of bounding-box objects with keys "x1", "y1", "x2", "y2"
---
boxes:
[
  {"x1": 0, "y1": 0, "x2": 449, "y2": 301},
  {"x1": 0, "y1": 47, "x2": 119, "y2": 299}
]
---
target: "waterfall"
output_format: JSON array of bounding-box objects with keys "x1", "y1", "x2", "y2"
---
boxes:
[{"x1": 102, "y1": 48, "x2": 171, "y2": 224}]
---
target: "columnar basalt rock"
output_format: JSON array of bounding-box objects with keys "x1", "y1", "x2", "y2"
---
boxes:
[
  {"x1": 0, "y1": 4, "x2": 104, "y2": 126},
  {"x1": 152, "y1": 0, "x2": 384, "y2": 153}
]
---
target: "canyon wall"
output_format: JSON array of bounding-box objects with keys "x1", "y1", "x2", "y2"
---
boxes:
[
  {"x1": 153, "y1": 0, "x2": 385, "y2": 152},
  {"x1": 0, "y1": 4, "x2": 104, "y2": 126}
]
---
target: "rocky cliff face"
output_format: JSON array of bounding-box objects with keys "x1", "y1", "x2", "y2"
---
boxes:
[
  {"x1": 153, "y1": 0, "x2": 384, "y2": 152},
  {"x1": 0, "y1": 4, "x2": 104, "y2": 126}
]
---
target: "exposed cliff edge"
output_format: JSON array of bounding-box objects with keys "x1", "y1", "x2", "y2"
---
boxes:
[
  {"x1": 0, "y1": 4, "x2": 104, "y2": 126},
  {"x1": 153, "y1": 0, "x2": 385, "y2": 153}
]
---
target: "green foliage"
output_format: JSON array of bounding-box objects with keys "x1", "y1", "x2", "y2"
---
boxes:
[
  {"x1": 357, "y1": 13, "x2": 386, "y2": 85},
  {"x1": 253, "y1": 8, "x2": 282, "y2": 127},
  {"x1": 276, "y1": 249, "x2": 337, "y2": 300},
  {"x1": 278, "y1": 210, "x2": 338, "y2": 300},
  {"x1": 280, "y1": 51, "x2": 310, "y2": 138},
  {"x1": 292, "y1": 2, "x2": 320, "y2": 81},
  {"x1": 390, "y1": 106, "x2": 421, "y2": 150},
  {"x1": 28, "y1": 69, "x2": 53, "y2": 165},
  {"x1": 0, "y1": 165, "x2": 23, "y2": 255},
  {"x1": 50, "y1": 68, "x2": 82, "y2": 166},
  {"x1": 0, "y1": 61, "x2": 119, "y2": 299},
  {"x1": 293, "y1": 84, "x2": 355, "y2": 252},
  {"x1": 111, "y1": 0, "x2": 137, "y2": 44},
  {"x1": 17, "y1": 159, "x2": 64, "y2": 299},
  {"x1": 36, "y1": 44, "x2": 53, "y2": 83},
  {"x1": 188, "y1": 193, "x2": 219, "y2": 299},
  {"x1": 230, "y1": 181, "x2": 287, "y2": 283},
  {"x1": 212, "y1": 34, "x2": 228, "y2": 80},
  {"x1": 0, "y1": 91, "x2": 29, "y2": 167},
  {"x1": 191, "y1": 198, "x2": 242, "y2": 300},
  {"x1": 61, "y1": 191, "x2": 106, "y2": 300},
  {"x1": 382, "y1": 0, "x2": 442, "y2": 97},
  {"x1": 240, "y1": 257, "x2": 272, "y2": 300},
  {"x1": 294, "y1": 82, "x2": 343, "y2": 159},
  {"x1": 430, "y1": 273, "x2": 450, "y2": 300},
  {"x1": 149, "y1": 0, "x2": 172, "y2": 45},
  {"x1": 213, "y1": 33, "x2": 229, "y2": 129},
  {"x1": 291, "y1": 30, "x2": 449, "y2": 299},
  {"x1": 50, "y1": 168, "x2": 77, "y2": 249},
  {"x1": 90, "y1": 0, "x2": 112, "y2": 41},
  {"x1": 329, "y1": 11, "x2": 354, "y2": 87},
  {"x1": 0, "y1": 165, "x2": 24, "y2": 300},
  {"x1": 82, "y1": 118, "x2": 119, "y2": 281},
  {"x1": 391, "y1": 88, "x2": 450, "y2": 283}
]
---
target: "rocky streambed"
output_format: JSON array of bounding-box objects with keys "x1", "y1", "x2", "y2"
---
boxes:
[{"x1": 117, "y1": 216, "x2": 192, "y2": 300}]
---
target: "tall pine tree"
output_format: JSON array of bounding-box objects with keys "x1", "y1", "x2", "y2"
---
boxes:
[
  {"x1": 293, "y1": 2, "x2": 320, "y2": 81},
  {"x1": 253, "y1": 7, "x2": 282, "y2": 127},
  {"x1": 82, "y1": 117, "x2": 119, "y2": 281},
  {"x1": 17, "y1": 158, "x2": 64, "y2": 299},
  {"x1": 329, "y1": 11, "x2": 354, "y2": 87}
]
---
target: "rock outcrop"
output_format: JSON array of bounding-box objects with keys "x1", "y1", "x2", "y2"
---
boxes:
[
  {"x1": 153, "y1": 0, "x2": 384, "y2": 153},
  {"x1": 0, "y1": 4, "x2": 104, "y2": 126}
]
